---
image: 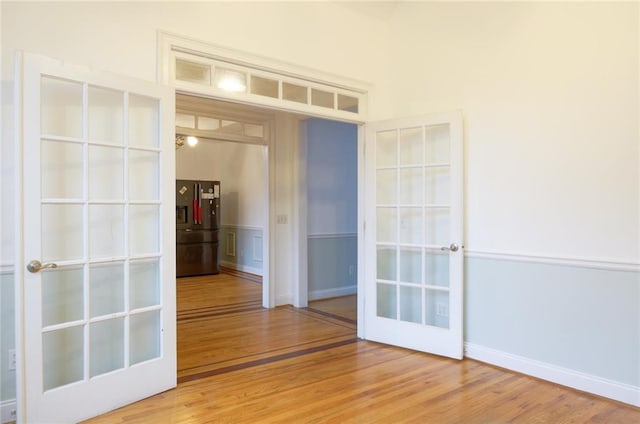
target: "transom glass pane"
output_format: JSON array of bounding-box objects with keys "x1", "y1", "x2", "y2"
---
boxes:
[
  {"x1": 399, "y1": 127, "x2": 422, "y2": 166},
  {"x1": 283, "y1": 82, "x2": 308, "y2": 104},
  {"x1": 41, "y1": 140, "x2": 83, "y2": 199},
  {"x1": 89, "y1": 262, "x2": 124, "y2": 317},
  {"x1": 337, "y1": 94, "x2": 359, "y2": 113},
  {"x1": 176, "y1": 113, "x2": 196, "y2": 128},
  {"x1": 197, "y1": 116, "x2": 219, "y2": 130},
  {"x1": 175, "y1": 59, "x2": 211, "y2": 85},
  {"x1": 311, "y1": 88, "x2": 334, "y2": 109},
  {"x1": 88, "y1": 86, "x2": 123, "y2": 145},
  {"x1": 41, "y1": 76, "x2": 83, "y2": 139},
  {"x1": 250, "y1": 75, "x2": 279, "y2": 98}
]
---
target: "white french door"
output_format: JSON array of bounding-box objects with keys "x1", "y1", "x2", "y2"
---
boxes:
[
  {"x1": 17, "y1": 52, "x2": 176, "y2": 423},
  {"x1": 363, "y1": 112, "x2": 464, "y2": 359}
]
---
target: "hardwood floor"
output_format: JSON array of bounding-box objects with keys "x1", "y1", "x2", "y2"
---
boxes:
[{"x1": 83, "y1": 273, "x2": 640, "y2": 423}]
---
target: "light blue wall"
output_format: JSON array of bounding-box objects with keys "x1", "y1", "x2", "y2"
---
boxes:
[
  {"x1": 219, "y1": 226, "x2": 263, "y2": 276},
  {"x1": 308, "y1": 235, "x2": 357, "y2": 300},
  {"x1": 1, "y1": 271, "x2": 16, "y2": 402},
  {"x1": 305, "y1": 119, "x2": 357, "y2": 299},
  {"x1": 465, "y1": 256, "x2": 640, "y2": 386}
]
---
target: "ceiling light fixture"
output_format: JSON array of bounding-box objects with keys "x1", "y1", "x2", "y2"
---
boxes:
[{"x1": 175, "y1": 135, "x2": 199, "y2": 149}]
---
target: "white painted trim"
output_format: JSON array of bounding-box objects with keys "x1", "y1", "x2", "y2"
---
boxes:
[
  {"x1": 220, "y1": 224, "x2": 263, "y2": 232},
  {"x1": 0, "y1": 263, "x2": 14, "y2": 274},
  {"x1": 465, "y1": 249, "x2": 639, "y2": 272},
  {"x1": 464, "y1": 343, "x2": 640, "y2": 407},
  {"x1": 219, "y1": 261, "x2": 262, "y2": 277},
  {"x1": 307, "y1": 233, "x2": 357, "y2": 239},
  {"x1": 276, "y1": 293, "x2": 293, "y2": 306},
  {"x1": 308, "y1": 285, "x2": 357, "y2": 301},
  {"x1": 1, "y1": 399, "x2": 17, "y2": 424}
]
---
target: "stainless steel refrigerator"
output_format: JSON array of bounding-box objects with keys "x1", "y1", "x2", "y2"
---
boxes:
[{"x1": 176, "y1": 179, "x2": 220, "y2": 277}]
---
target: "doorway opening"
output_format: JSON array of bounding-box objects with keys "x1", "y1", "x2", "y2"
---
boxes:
[{"x1": 174, "y1": 94, "x2": 358, "y2": 381}]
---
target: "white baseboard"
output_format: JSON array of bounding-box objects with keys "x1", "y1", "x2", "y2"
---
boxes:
[
  {"x1": 464, "y1": 342, "x2": 640, "y2": 407},
  {"x1": 309, "y1": 285, "x2": 357, "y2": 301},
  {"x1": 1, "y1": 399, "x2": 16, "y2": 423},
  {"x1": 219, "y1": 261, "x2": 262, "y2": 276}
]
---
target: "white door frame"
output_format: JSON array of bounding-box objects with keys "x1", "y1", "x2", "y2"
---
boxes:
[{"x1": 158, "y1": 32, "x2": 369, "y2": 309}]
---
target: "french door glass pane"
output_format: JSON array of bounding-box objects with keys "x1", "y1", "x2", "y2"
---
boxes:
[
  {"x1": 426, "y1": 289, "x2": 449, "y2": 329},
  {"x1": 41, "y1": 76, "x2": 83, "y2": 138},
  {"x1": 376, "y1": 169, "x2": 396, "y2": 204},
  {"x1": 89, "y1": 145, "x2": 124, "y2": 200},
  {"x1": 89, "y1": 262, "x2": 124, "y2": 318},
  {"x1": 128, "y1": 95, "x2": 159, "y2": 148},
  {"x1": 88, "y1": 86, "x2": 123, "y2": 145},
  {"x1": 90, "y1": 318, "x2": 124, "y2": 377},
  {"x1": 399, "y1": 127, "x2": 422, "y2": 166},
  {"x1": 42, "y1": 267, "x2": 84, "y2": 327},
  {"x1": 130, "y1": 259, "x2": 160, "y2": 309},
  {"x1": 129, "y1": 205, "x2": 159, "y2": 255},
  {"x1": 400, "y1": 286, "x2": 422, "y2": 324},
  {"x1": 42, "y1": 204, "x2": 83, "y2": 262},
  {"x1": 376, "y1": 207, "x2": 397, "y2": 243},
  {"x1": 425, "y1": 124, "x2": 450, "y2": 164},
  {"x1": 128, "y1": 150, "x2": 159, "y2": 201},
  {"x1": 425, "y1": 208, "x2": 449, "y2": 246},
  {"x1": 43, "y1": 326, "x2": 84, "y2": 391},
  {"x1": 399, "y1": 247, "x2": 421, "y2": 284},
  {"x1": 425, "y1": 166, "x2": 450, "y2": 205},
  {"x1": 41, "y1": 140, "x2": 83, "y2": 199},
  {"x1": 399, "y1": 207, "x2": 422, "y2": 245},
  {"x1": 130, "y1": 311, "x2": 161, "y2": 365},
  {"x1": 425, "y1": 249, "x2": 449, "y2": 288},
  {"x1": 376, "y1": 130, "x2": 396, "y2": 167},
  {"x1": 399, "y1": 167, "x2": 423, "y2": 205},
  {"x1": 376, "y1": 246, "x2": 396, "y2": 281},
  {"x1": 89, "y1": 205, "x2": 124, "y2": 259},
  {"x1": 376, "y1": 283, "x2": 396, "y2": 319}
]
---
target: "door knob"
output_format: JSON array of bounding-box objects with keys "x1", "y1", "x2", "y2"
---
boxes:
[
  {"x1": 26, "y1": 260, "x2": 58, "y2": 273},
  {"x1": 440, "y1": 243, "x2": 461, "y2": 252}
]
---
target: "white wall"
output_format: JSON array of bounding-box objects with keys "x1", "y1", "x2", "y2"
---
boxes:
[
  {"x1": 387, "y1": 1, "x2": 639, "y2": 403},
  {"x1": 176, "y1": 140, "x2": 264, "y2": 228},
  {"x1": 388, "y1": 2, "x2": 639, "y2": 262}
]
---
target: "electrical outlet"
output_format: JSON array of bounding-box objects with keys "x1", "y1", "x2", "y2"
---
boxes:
[
  {"x1": 436, "y1": 303, "x2": 449, "y2": 317},
  {"x1": 276, "y1": 215, "x2": 288, "y2": 224},
  {"x1": 348, "y1": 265, "x2": 354, "y2": 276},
  {"x1": 10, "y1": 408, "x2": 17, "y2": 419},
  {"x1": 8, "y1": 349, "x2": 16, "y2": 370}
]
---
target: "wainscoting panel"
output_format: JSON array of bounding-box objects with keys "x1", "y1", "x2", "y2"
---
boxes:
[
  {"x1": 464, "y1": 255, "x2": 639, "y2": 405},
  {"x1": 308, "y1": 234, "x2": 357, "y2": 300},
  {"x1": 219, "y1": 226, "x2": 263, "y2": 275},
  {"x1": 0, "y1": 269, "x2": 16, "y2": 419}
]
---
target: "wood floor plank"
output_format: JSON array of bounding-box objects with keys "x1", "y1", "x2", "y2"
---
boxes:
[{"x1": 82, "y1": 273, "x2": 640, "y2": 423}]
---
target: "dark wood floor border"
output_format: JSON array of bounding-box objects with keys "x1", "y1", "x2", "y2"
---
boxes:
[
  {"x1": 219, "y1": 266, "x2": 263, "y2": 284},
  {"x1": 303, "y1": 307, "x2": 357, "y2": 325},
  {"x1": 178, "y1": 338, "x2": 360, "y2": 384},
  {"x1": 177, "y1": 305, "x2": 265, "y2": 322}
]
